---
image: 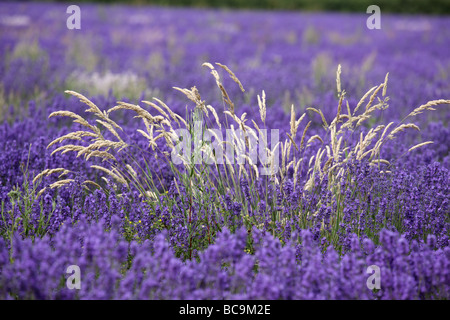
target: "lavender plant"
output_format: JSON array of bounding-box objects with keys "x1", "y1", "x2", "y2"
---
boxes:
[
  {"x1": 39, "y1": 63, "x2": 449, "y2": 252},
  {"x1": 1, "y1": 3, "x2": 449, "y2": 300}
]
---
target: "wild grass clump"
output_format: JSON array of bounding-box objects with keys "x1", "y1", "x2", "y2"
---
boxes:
[{"x1": 35, "y1": 62, "x2": 450, "y2": 253}]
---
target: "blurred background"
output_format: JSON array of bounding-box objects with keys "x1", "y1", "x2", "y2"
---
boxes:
[
  {"x1": 32, "y1": 0, "x2": 450, "y2": 14},
  {"x1": 1, "y1": 0, "x2": 449, "y2": 124}
]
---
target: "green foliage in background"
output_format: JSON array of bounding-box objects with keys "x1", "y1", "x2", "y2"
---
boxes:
[{"x1": 41, "y1": 0, "x2": 450, "y2": 14}]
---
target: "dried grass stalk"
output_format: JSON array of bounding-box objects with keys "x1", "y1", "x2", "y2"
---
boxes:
[
  {"x1": 216, "y1": 62, "x2": 245, "y2": 93},
  {"x1": 408, "y1": 141, "x2": 433, "y2": 152}
]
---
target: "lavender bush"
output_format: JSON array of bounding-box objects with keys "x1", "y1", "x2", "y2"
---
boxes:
[{"x1": 0, "y1": 3, "x2": 449, "y2": 299}]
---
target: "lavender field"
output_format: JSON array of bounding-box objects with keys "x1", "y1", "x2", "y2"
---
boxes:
[{"x1": 0, "y1": 3, "x2": 449, "y2": 300}]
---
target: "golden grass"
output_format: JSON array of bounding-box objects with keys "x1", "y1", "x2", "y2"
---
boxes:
[{"x1": 34, "y1": 63, "x2": 449, "y2": 201}]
